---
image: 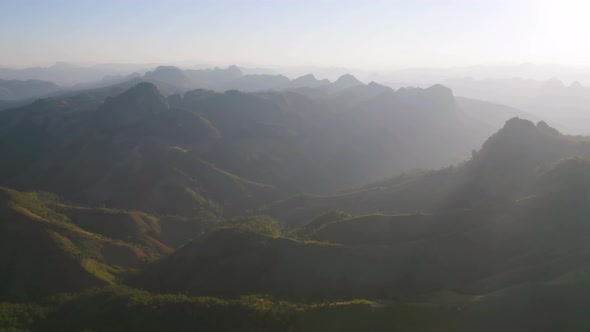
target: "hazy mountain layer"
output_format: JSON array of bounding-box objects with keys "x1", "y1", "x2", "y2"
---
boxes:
[
  {"x1": 0, "y1": 77, "x2": 584, "y2": 331},
  {"x1": 0, "y1": 80, "x2": 532, "y2": 220},
  {"x1": 0, "y1": 79, "x2": 60, "y2": 101},
  {"x1": 127, "y1": 119, "x2": 590, "y2": 329},
  {"x1": 397, "y1": 77, "x2": 590, "y2": 134}
]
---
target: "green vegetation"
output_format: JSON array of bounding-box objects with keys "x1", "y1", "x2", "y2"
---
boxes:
[
  {"x1": 0, "y1": 79, "x2": 60, "y2": 101},
  {"x1": 6, "y1": 283, "x2": 590, "y2": 332},
  {"x1": 0, "y1": 187, "x2": 158, "y2": 301},
  {"x1": 217, "y1": 215, "x2": 284, "y2": 237},
  {"x1": 0, "y1": 302, "x2": 46, "y2": 332},
  {"x1": 294, "y1": 210, "x2": 353, "y2": 239},
  {"x1": 5, "y1": 83, "x2": 590, "y2": 330},
  {"x1": 0, "y1": 286, "x2": 479, "y2": 332},
  {"x1": 0, "y1": 80, "x2": 521, "y2": 219}
]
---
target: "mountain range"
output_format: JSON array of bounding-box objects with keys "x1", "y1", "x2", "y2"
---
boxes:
[
  {"x1": 127, "y1": 117, "x2": 590, "y2": 331},
  {"x1": 1, "y1": 74, "x2": 590, "y2": 331},
  {"x1": 0, "y1": 80, "x2": 534, "y2": 211},
  {"x1": 452, "y1": 77, "x2": 590, "y2": 134},
  {"x1": 0, "y1": 79, "x2": 60, "y2": 101},
  {"x1": 9, "y1": 64, "x2": 590, "y2": 140},
  {"x1": 384, "y1": 77, "x2": 590, "y2": 135}
]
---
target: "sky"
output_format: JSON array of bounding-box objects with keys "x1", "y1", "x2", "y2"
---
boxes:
[{"x1": 2, "y1": 0, "x2": 590, "y2": 69}]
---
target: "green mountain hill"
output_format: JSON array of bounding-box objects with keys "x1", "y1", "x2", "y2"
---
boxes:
[
  {"x1": 2, "y1": 83, "x2": 590, "y2": 330},
  {"x1": 0, "y1": 79, "x2": 60, "y2": 101},
  {"x1": 266, "y1": 118, "x2": 590, "y2": 223},
  {"x1": 0, "y1": 80, "x2": 531, "y2": 218},
  {"x1": 0, "y1": 187, "x2": 153, "y2": 301},
  {"x1": 0, "y1": 83, "x2": 277, "y2": 219},
  {"x1": 128, "y1": 119, "x2": 590, "y2": 310},
  {"x1": 0, "y1": 183, "x2": 229, "y2": 302}
]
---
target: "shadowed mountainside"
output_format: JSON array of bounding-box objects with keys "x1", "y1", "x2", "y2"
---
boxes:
[
  {"x1": 129, "y1": 119, "x2": 590, "y2": 311},
  {"x1": 0, "y1": 81, "x2": 530, "y2": 217}
]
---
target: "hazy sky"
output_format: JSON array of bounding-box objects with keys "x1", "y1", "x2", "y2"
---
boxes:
[{"x1": 2, "y1": 0, "x2": 590, "y2": 69}]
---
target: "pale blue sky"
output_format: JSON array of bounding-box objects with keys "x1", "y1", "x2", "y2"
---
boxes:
[{"x1": 1, "y1": 0, "x2": 589, "y2": 68}]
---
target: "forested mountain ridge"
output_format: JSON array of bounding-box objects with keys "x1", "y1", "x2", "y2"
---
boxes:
[
  {"x1": 0, "y1": 83, "x2": 278, "y2": 219},
  {"x1": 415, "y1": 77, "x2": 590, "y2": 134},
  {"x1": 0, "y1": 187, "x2": 154, "y2": 301},
  {"x1": 127, "y1": 119, "x2": 590, "y2": 331},
  {"x1": 1, "y1": 81, "x2": 583, "y2": 331},
  {"x1": 0, "y1": 79, "x2": 60, "y2": 101},
  {"x1": 266, "y1": 117, "x2": 590, "y2": 222},
  {"x1": 0, "y1": 80, "x2": 530, "y2": 214}
]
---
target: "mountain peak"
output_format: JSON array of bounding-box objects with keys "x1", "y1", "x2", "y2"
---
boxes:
[
  {"x1": 122, "y1": 81, "x2": 161, "y2": 96},
  {"x1": 294, "y1": 74, "x2": 316, "y2": 81},
  {"x1": 367, "y1": 81, "x2": 385, "y2": 88},
  {"x1": 154, "y1": 65, "x2": 180, "y2": 71},
  {"x1": 333, "y1": 74, "x2": 363, "y2": 88},
  {"x1": 542, "y1": 77, "x2": 566, "y2": 90},
  {"x1": 102, "y1": 82, "x2": 169, "y2": 113},
  {"x1": 475, "y1": 117, "x2": 563, "y2": 166},
  {"x1": 570, "y1": 81, "x2": 584, "y2": 89},
  {"x1": 144, "y1": 66, "x2": 193, "y2": 87},
  {"x1": 537, "y1": 120, "x2": 561, "y2": 135},
  {"x1": 498, "y1": 117, "x2": 542, "y2": 136},
  {"x1": 289, "y1": 74, "x2": 330, "y2": 88},
  {"x1": 419, "y1": 84, "x2": 455, "y2": 106},
  {"x1": 425, "y1": 83, "x2": 453, "y2": 96},
  {"x1": 502, "y1": 116, "x2": 537, "y2": 132},
  {"x1": 227, "y1": 65, "x2": 241, "y2": 73},
  {"x1": 149, "y1": 66, "x2": 186, "y2": 77},
  {"x1": 223, "y1": 65, "x2": 243, "y2": 77}
]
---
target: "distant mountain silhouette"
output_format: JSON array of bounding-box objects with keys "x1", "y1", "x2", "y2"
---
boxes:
[
  {"x1": 288, "y1": 74, "x2": 330, "y2": 88},
  {"x1": 427, "y1": 77, "x2": 590, "y2": 134},
  {"x1": 0, "y1": 83, "x2": 276, "y2": 218},
  {"x1": 184, "y1": 65, "x2": 243, "y2": 89},
  {"x1": 143, "y1": 66, "x2": 194, "y2": 88},
  {"x1": 0, "y1": 62, "x2": 156, "y2": 85},
  {"x1": 266, "y1": 117, "x2": 588, "y2": 222},
  {"x1": 332, "y1": 73, "x2": 365, "y2": 89},
  {"x1": 121, "y1": 65, "x2": 366, "y2": 93},
  {"x1": 0, "y1": 80, "x2": 533, "y2": 221},
  {"x1": 0, "y1": 78, "x2": 60, "y2": 100}
]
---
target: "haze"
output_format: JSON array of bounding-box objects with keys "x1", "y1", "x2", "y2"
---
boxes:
[
  {"x1": 7, "y1": 0, "x2": 590, "y2": 330},
  {"x1": 2, "y1": 0, "x2": 590, "y2": 69}
]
